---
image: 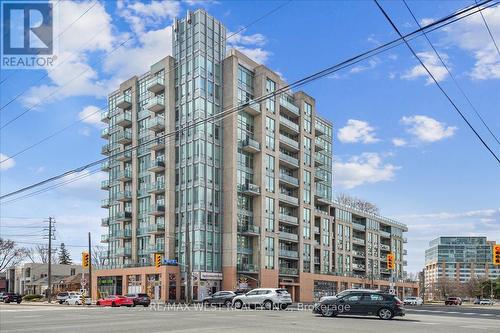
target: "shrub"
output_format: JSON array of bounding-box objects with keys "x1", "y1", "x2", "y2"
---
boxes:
[{"x1": 23, "y1": 294, "x2": 43, "y2": 301}]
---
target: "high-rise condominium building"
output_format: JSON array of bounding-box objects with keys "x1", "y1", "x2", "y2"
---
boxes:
[
  {"x1": 93, "y1": 9, "x2": 417, "y2": 302},
  {"x1": 424, "y1": 236, "x2": 500, "y2": 299}
]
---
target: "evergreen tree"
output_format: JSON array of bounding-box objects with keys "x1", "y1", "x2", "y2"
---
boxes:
[{"x1": 58, "y1": 243, "x2": 72, "y2": 265}]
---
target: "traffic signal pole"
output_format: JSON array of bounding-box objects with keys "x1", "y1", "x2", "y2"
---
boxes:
[{"x1": 88, "y1": 232, "x2": 92, "y2": 301}]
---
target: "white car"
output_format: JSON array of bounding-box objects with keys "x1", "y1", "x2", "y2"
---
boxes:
[
  {"x1": 319, "y1": 289, "x2": 381, "y2": 302},
  {"x1": 479, "y1": 299, "x2": 495, "y2": 305},
  {"x1": 403, "y1": 296, "x2": 423, "y2": 306},
  {"x1": 64, "y1": 293, "x2": 83, "y2": 305},
  {"x1": 232, "y1": 288, "x2": 292, "y2": 310}
]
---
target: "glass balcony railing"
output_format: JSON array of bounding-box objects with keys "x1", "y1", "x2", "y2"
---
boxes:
[
  {"x1": 278, "y1": 214, "x2": 298, "y2": 225},
  {"x1": 279, "y1": 173, "x2": 299, "y2": 186},
  {"x1": 101, "y1": 111, "x2": 109, "y2": 123},
  {"x1": 147, "y1": 181, "x2": 165, "y2": 193},
  {"x1": 116, "y1": 191, "x2": 132, "y2": 201},
  {"x1": 237, "y1": 247, "x2": 253, "y2": 255},
  {"x1": 279, "y1": 267, "x2": 299, "y2": 275},
  {"x1": 148, "y1": 116, "x2": 165, "y2": 131},
  {"x1": 279, "y1": 193, "x2": 299, "y2": 206},
  {"x1": 100, "y1": 234, "x2": 109, "y2": 242},
  {"x1": 240, "y1": 183, "x2": 260, "y2": 196},
  {"x1": 279, "y1": 153, "x2": 299, "y2": 168},
  {"x1": 237, "y1": 224, "x2": 260, "y2": 235},
  {"x1": 241, "y1": 138, "x2": 260, "y2": 153},
  {"x1": 279, "y1": 116, "x2": 300, "y2": 132},
  {"x1": 352, "y1": 237, "x2": 365, "y2": 245},
  {"x1": 147, "y1": 96, "x2": 165, "y2": 112},
  {"x1": 116, "y1": 111, "x2": 132, "y2": 126},
  {"x1": 279, "y1": 249, "x2": 299, "y2": 258},
  {"x1": 116, "y1": 211, "x2": 132, "y2": 221},
  {"x1": 147, "y1": 76, "x2": 165, "y2": 93},
  {"x1": 279, "y1": 95, "x2": 300, "y2": 116},
  {"x1": 116, "y1": 94, "x2": 132, "y2": 109},
  {"x1": 115, "y1": 130, "x2": 132, "y2": 143},
  {"x1": 279, "y1": 134, "x2": 299, "y2": 150},
  {"x1": 101, "y1": 217, "x2": 110, "y2": 227},
  {"x1": 237, "y1": 263, "x2": 259, "y2": 272},
  {"x1": 279, "y1": 231, "x2": 299, "y2": 241}
]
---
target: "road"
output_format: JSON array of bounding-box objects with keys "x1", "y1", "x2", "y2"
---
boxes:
[{"x1": 0, "y1": 303, "x2": 499, "y2": 333}]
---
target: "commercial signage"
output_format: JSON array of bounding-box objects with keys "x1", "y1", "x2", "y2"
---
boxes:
[{"x1": 200, "y1": 272, "x2": 222, "y2": 280}]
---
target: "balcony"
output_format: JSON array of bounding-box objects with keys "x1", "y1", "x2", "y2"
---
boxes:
[
  {"x1": 149, "y1": 116, "x2": 165, "y2": 132},
  {"x1": 314, "y1": 226, "x2": 320, "y2": 234},
  {"x1": 101, "y1": 199, "x2": 110, "y2": 208},
  {"x1": 116, "y1": 229, "x2": 132, "y2": 239},
  {"x1": 314, "y1": 156, "x2": 323, "y2": 167},
  {"x1": 147, "y1": 96, "x2": 165, "y2": 113},
  {"x1": 147, "y1": 243, "x2": 165, "y2": 253},
  {"x1": 101, "y1": 217, "x2": 110, "y2": 227},
  {"x1": 116, "y1": 94, "x2": 132, "y2": 109},
  {"x1": 279, "y1": 231, "x2": 299, "y2": 242},
  {"x1": 352, "y1": 223, "x2": 366, "y2": 231},
  {"x1": 315, "y1": 123, "x2": 326, "y2": 136},
  {"x1": 101, "y1": 111, "x2": 109, "y2": 124},
  {"x1": 101, "y1": 127, "x2": 109, "y2": 139},
  {"x1": 279, "y1": 116, "x2": 300, "y2": 133},
  {"x1": 237, "y1": 224, "x2": 260, "y2": 236},
  {"x1": 100, "y1": 234, "x2": 109, "y2": 243},
  {"x1": 147, "y1": 181, "x2": 165, "y2": 194},
  {"x1": 314, "y1": 172, "x2": 324, "y2": 182},
  {"x1": 241, "y1": 138, "x2": 261, "y2": 154},
  {"x1": 403, "y1": 237, "x2": 407, "y2": 243},
  {"x1": 279, "y1": 134, "x2": 300, "y2": 152},
  {"x1": 116, "y1": 130, "x2": 132, "y2": 144},
  {"x1": 353, "y1": 250, "x2": 365, "y2": 258},
  {"x1": 279, "y1": 193, "x2": 299, "y2": 206},
  {"x1": 237, "y1": 247, "x2": 253, "y2": 255},
  {"x1": 352, "y1": 263, "x2": 366, "y2": 271},
  {"x1": 148, "y1": 158, "x2": 165, "y2": 172},
  {"x1": 100, "y1": 180, "x2": 110, "y2": 190},
  {"x1": 314, "y1": 140, "x2": 324, "y2": 152},
  {"x1": 380, "y1": 244, "x2": 391, "y2": 252},
  {"x1": 279, "y1": 173, "x2": 299, "y2": 188},
  {"x1": 240, "y1": 183, "x2": 260, "y2": 196},
  {"x1": 115, "y1": 247, "x2": 132, "y2": 257},
  {"x1": 278, "y1": 249, "x2": 299, "y2": 259},
  {"x1": 279, "y1": 267, "x2": 299, "y2": 276},
  {"x1": 352, "y1": 237, "x2": 365, "y2": 246},
  {"x1": 117, "y1": 169, "x2": 132, "y2": 181},
  {"x1": 115, "y1": 211, "x2": 132, "y2": 222},
  {"x1": 279, "y1": 214, "x2": 298, "y2": 226},
  {"x1": 279, "y1": 153, "x2": 299, "y2": 169},
  {"x1": 403, "y1": 260, "x2": 408, "y2": 266},
  {"x1": 381, "y1": 269, "x2": 391, "y2": 275},
  {"x1": 116, "y1": 148, "x2": 132, "y2": 162},
  {"x1": 101, "y1": 161, "x2": 110, "y2": 171},
  {"x1": 147, "y1": 76, "x2": 165, "y2": 93},
  {"x1": 314, "y1": 194, "x2": 330, "y2": 206},
  {"x1": 403, "y1": 249, "x2": 408, "y2": 256},
  {"x1": 237, "y1": 263, "x2": 259, "y2": 273},
  {"x1": 242, "y1": 100, "x2": 261, "y2": 116},
  {"x1": 116, "y1": 112, "x2": 132, "y2": 127},
  {"x1": 279, "y1": 95, "x2": 300, "y2": 117},
  {"x1": 151, "y1": 136, "x2": 165, "y2": 150},
  {"x1": 149, "y1": 203, "x2": 165, "y2": 216},
  {"x1": 380, "y1": 230, "x2": 391, "y2": 238},
  {"x1": 147, "y1": 222, "x2": 165, "y2": 234},
  {"x1": 116, "y1": 191, "x2": 132, "y2": 202},
  {"x1": 101, "y1": 144, "x2": 111, "y2": 155}
]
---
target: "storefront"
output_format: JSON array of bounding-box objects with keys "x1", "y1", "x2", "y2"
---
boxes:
[
  {"x1": 313, "y1": 280, "x2": 337, "y2": 301},
  {"x1": 97, "y1": 276, "x2": 122, "y2": 297},
  {"x1": 195, "y1": 272, "x2": 222, "y2": 301}
]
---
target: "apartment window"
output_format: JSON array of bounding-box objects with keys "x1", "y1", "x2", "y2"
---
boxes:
[
  {"x1": 322, "y1": 218, "x2": 329, "y2": 246},
  {"x1": 337, "y1": 254, "x2": 343, "y2": 273},
  {"x1": 265, "y1": 175, "x2": 275, "y2": 193},
  {"x1": 265, "y1": 116, "x2": 275, "y2": 151},
  {"x1": 345, "y1": 226, "x2": 351, "y2": 251},
  {"x1": 303, "y1": 208, "x2": 311, "y2": 240},
  {"x1": 265, "y1": 78, "x2": 276, "y2": 113},
  {"x1": 337, "y1": 224, "x2": 343, "y2": 250},
  {"x1": 304, "y1": 102, "x2": 312, "y2": 133},
  {"x1": 265, "y1": 237, "x2": 275, "y2": 269},
  {"x1": 303, "y1": 243, "x2": 311, "y2": 273},
  {"x1": 265, "y1": 154, "x2": 275, "y2": 172},
  {"x1": 265, "y1": 197, "x2": 275, "y2": 231}
]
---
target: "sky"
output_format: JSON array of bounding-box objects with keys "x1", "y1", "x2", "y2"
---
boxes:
[{"x1": 0, "y1": 0, "x2": 499, "y2": 275}]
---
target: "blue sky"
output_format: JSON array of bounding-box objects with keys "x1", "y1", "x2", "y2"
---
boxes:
[{"x1": 0, "y1": 0, "x2": 499, "y2": 275}]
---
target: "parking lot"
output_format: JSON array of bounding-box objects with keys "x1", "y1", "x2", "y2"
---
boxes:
[{"x1": 1, "y1": 303, "x2": 499, "y2": 333}]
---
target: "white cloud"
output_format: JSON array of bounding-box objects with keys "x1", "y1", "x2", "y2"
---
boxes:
[
  {"x1": 392, "y1": 138, "x2": 407, "y2": 147},
  {"x1": 333, "y1": 153, "x2": 399, "y2": 189},
  {"x1": 350, "y1": 59, "x2": 379, "y2": 74},
  {"x1": 58, "y1": 170, "x2": 107, "y2": 201},
  {"x1": 119, "y1": 0, "x2": 180, "y2": 35},
  {"x1": 441, "y1": 5, "x2": 500, "y2": 80},
  {"x1": 398, "y1": 208, "x2": 500, "y2": 221},
  {"x1": 78, "y1": 105, "x2": 103, "y2": 127},
  {"x1": 401, "y1": 51, "x2": 449, "y2": 84},
  {"x1": 401, "y1": 115, "x2": 457, "y2": 142},
  {"x1": 0, "y1": 153, "x2": 15, "y2": 171},
  {"x1": 419, "y1": 18, "x2": 435, "y2": 26},
  {"x1": 227, "y1": 31, "x2": 271, "y2": 64},
  {"x1": 337, "y1": 119, "x2": 380, "y2": 144}
]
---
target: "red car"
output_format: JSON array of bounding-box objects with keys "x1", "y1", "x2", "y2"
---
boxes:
[{"x1": 96, "y1": 295, "x2": 134, "y2": 307}]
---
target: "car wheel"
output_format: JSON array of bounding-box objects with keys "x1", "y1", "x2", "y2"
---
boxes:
[
  {"x1": 280, "y1": 304, "x2": 288, "y2": 310},
  {"x1": 321, "y1": 306, "x2": 335, "y2": 317},
  {"x1": 133, "y1": 303, "x2": 137, "y2": 307},
  {"x1": 203, "y1": 300, "x2": 209, "y2": 307},
  {"x1": 111, "y1": 302, "x2": 117, "y2": 307},
  {"x1": 126, "y1": 305, "x2": 132, "y2": 307},
  {"x1": 17, "y1": 301, "x2": 21, "y2": 304},
  {"x1": 378, "y1": 308, "x2": 393, "y2": 320},
  {"x1": 143, "y1": 304, "x2": 149, "y2": 307},
  {"x1": 263, "y1": 300, "x2": 273, "y2": 310},
  {"x1": 5, "y1": 300, "x2": 10, "y2": 304},
  {"x1": 96, "y1": 301, "x2": 100, "y2": 306},
  {"x1": 224, "y1": 300, "x2": 232, "y2": 308},
  {"x1": 234, "y1": 300, "x2": 243, "y2": 309}
]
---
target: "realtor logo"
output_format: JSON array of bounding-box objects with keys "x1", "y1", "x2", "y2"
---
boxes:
[{"x1": 1, "y1": 1, "x2": 57, "y2": 69}]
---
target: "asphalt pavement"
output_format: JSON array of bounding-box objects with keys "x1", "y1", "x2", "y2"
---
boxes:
[{"x1": 0, "y1": 303, "x2": 498, "y2": 333}]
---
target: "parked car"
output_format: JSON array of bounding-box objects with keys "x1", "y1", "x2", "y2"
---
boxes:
[
  {"x1": 57, "y1": 292, "x2": 70, "y2": 304},
  {"x1": 313, "y1": 292, "x2": 405, "y2": 320},
  {"x1": 403, "y1": 296, "x2": 423, "y2": 306},
  {"x1": 125, "y1": 293, "x2": 151, "y2": 307},
  {"x1": 445, "y1": 297, "x2": 462, "y2": 305},
  {"x1": 0, "y1": 292, "x2": 4, "y2": 302},
  {"x1": 319, "y1": 289, "x2": 381, "y2": 302},
  {"x1": 479, "y1": 299, "x2": 495, "y2": 305},
  {"x1": 64, "y1": 293, "x2": 83, "y2": 305},
  {"x1": 202, "y1": 291, "x2": 236, "y2": 307},
  {"x1": 3, "y1": 293, "x2": 22, "y2": 304},
  {"x1": 232, "y1": 288, "x2": 292, "y2": 310},
  {"x1": 96, "y1": 295, "x2": 134, "y2": 307}
]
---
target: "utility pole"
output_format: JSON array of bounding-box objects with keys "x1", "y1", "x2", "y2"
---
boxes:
[
  {"x1": 45, "y1": 217, "x2": 54, "y2": 303},
  {"x1": 185, "y1": 219, "x2": 191, "y2": 304},
  {"x1": 88, "y1": 232, "x2": 92, "y2": 302}
]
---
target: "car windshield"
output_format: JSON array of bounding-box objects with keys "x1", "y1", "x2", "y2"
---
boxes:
[
  {"x1": 276, "y1": 289, "x2": 289, "y2": 294},
  {"x1": 137, "y1": 294, "x2": 148, "y2": 297},
  {"x1": 406, "y1": 297, "x2": 416, "y2": 299}
]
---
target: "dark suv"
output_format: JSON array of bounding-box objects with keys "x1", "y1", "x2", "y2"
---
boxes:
[
  {"x1": 202, "y1": 291, "x2": 236, "y2": 307},
  {"x1": 445, "y1": 297, "x2": 462, "y2": 305},
  {"x1": 125, "y1": 293, "x2": 151, "y2": 307},
  {"x1": 3, "y1": 293, "x2": 22, "y2": 304},
  {"x1": 313, "y1": 292, "x2": 404, "y2": 320}
]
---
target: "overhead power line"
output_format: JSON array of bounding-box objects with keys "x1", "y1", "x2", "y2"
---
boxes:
[
  {"x1": 403, "y1": 0, "x2": 500, "y2": 147},
  {"x1": 374, "y1": 0, "x2": 500, "y2": 164},
  {"x1": 0, "y1": 0, "x2": 497, "y2": 203},
  {"x1": 0, "y1": 1, "x2": 293, "y2": 164},
  {"x1": 475, "y1": 0, "x2": 500, "y2": 57}
]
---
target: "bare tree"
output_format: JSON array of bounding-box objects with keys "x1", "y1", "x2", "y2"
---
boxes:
[
  {"x1": 0, "y1": 238, "x2": 29, "y2": 272},
  {"x1": 336, "y1": 193, "x2": 380, "y2": 215},
  {"x1": 91, "y1": 245, "x2": 107, "y2": 269},
  {"x1": 26, "y1": 244, "x2": 58, "y2": 264}
]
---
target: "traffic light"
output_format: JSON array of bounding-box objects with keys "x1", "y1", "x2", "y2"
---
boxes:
[
  {"x1": 387, "y1": 253, "x2": 395, "y2": 270},
  {"x1": 155, "y1": 253, "x2": 162, "y2": 269},
  {"x1": 493, "y1": 245, "x2": 500, "y2": 265},
  {"x1": 82, "y1": 252, "x2": 89, "y2": 269}
]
